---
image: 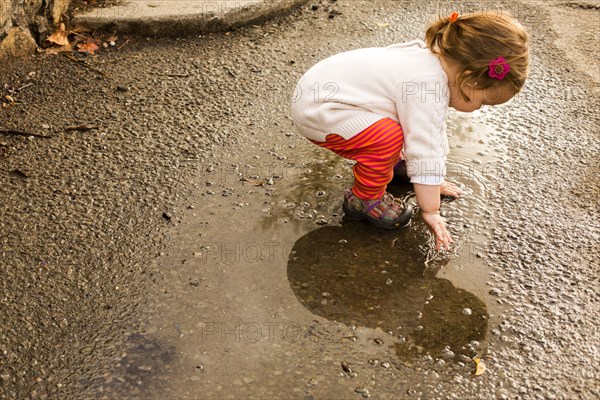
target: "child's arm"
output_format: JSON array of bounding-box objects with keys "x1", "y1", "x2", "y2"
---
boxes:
[{"x1": 413, "y1": 183, "x2": 453, "y2": 250}]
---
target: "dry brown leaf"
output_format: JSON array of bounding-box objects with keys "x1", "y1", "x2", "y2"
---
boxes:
[
  {"x1": 77, "y1": 41, "x2": 99, "y2": 55},
  {"x1": 46, "y1": 23, "x2": 69, "y2": 47},
  {"x1": 44, "y1": 43, "x2": 73, "y2": 55},
  {"x1": 474, "y1": 357, "x2": 486, "y2": 376}
]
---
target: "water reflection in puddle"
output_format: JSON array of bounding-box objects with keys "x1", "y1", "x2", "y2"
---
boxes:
[{"x1": 287, "y1": 223, "x2": 488, "y2": 361}]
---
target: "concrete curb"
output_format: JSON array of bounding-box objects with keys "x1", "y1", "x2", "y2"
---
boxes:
[{"x1": 72, "y1": 0, "x2": 310, "y2": 37}]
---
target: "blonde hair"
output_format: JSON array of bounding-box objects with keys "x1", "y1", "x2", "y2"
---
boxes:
[{"x1": 425, "y1": 11, "x2": 529, "y2": 101}]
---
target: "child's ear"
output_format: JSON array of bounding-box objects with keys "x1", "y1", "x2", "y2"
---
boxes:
[{"x1": 462, "y1": 81, "x2": 480, "y2": 102}]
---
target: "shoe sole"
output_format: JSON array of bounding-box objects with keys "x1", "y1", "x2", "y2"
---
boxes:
[{"x1": 342, "y1": 203, "x2": 414, "y2": 230}]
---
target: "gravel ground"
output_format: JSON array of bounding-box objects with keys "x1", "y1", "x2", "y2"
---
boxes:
[{"x1": 1, "y1": 0, "x2": 598, "y2": 399}]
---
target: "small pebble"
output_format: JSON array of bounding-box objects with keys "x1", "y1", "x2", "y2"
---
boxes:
[{"x1": 341, "y1": 361, "x2": 352, "y2": 373}]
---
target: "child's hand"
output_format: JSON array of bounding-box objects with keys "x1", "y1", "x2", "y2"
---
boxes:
[
  {"x1": 422, "y1": 211, "x2": 453, "y2": 251},
  {"x1": 441, "y1": 181, "x2": 463, "y2": 198}
]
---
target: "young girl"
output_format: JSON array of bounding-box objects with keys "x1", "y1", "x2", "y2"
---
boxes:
[{"x1": 290, "y1": 11, "x2": 529, "y2": 250}]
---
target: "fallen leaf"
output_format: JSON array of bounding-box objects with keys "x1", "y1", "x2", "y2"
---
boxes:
[
  {"x1": 474, "y1": 357, "x2": 486, "y2": 376},
  {"x1": 77, "y1": 41, "x2": 99, "y2": 55},
  {"x1": 44, "y1": 43, "x2": 73, "y2": 55},
  {"x1": 46, "y1": 23, "x2": 70, "y2": 46},
  {"x1": 106, "y1": 35, "x2": 118, "y2": 42}
]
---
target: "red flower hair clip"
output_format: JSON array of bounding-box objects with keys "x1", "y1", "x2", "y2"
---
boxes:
[
  {"x1": 449, "y1": 12, "x2": 459, "y2": 23},
  {"x1": 488, "y1": 57, "x2": 511, "y2": 80}
]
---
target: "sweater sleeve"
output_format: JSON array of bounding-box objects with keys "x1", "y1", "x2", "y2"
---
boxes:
[{"x1": 395, "y1": 75, "x2": 449, "y2": 185}]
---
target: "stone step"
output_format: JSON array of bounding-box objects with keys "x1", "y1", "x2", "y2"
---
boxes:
[{"x1": 72, "y1": 0, "x2": 309, "y2": 37}]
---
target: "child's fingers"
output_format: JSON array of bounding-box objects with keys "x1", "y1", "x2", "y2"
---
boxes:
[
  {"x1": 436, "y1": 236, "x2": 451, "y2": 251},
  {"x1": 448, "y1": 184, "x2": 464, "y2": 195},
  {"x1": 441, "y1": 182, "x2": 463, "y2": 198},
  {"x1": 423, "y1": 212, "x2": 452, "y2": 250},
  {"x1": 434, "y1": 224, "x2": 452, "y2": 250},
  {"x1": 438, "y1": 235, "x2": 449, "y2": 250}
]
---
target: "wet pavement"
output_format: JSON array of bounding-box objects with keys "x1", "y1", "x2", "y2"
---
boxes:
[{"x1": 1, "y1": 0, "x2": 599, "y2": 399}]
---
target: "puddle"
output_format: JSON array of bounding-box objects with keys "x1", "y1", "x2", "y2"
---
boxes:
[{"x1": 111, "y1": 114, "x2": 508, "y2": 398}]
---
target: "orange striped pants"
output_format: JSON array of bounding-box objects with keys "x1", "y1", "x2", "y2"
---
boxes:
[{"x1": 312, "y1": 118, "x2": 404, "y2": 200}]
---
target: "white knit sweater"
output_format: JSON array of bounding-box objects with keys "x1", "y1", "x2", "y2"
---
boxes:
[{"x1": 290, "y1": 40, "x2": 449, "y2": 185}]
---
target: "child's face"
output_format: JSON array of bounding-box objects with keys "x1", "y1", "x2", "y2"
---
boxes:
[{"x1": 451, "y1": 85, "x2": 515, "y2": 112}]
